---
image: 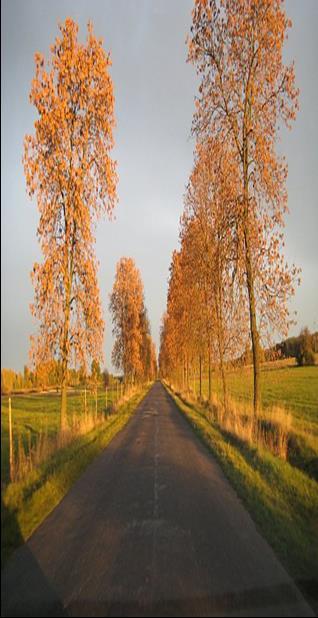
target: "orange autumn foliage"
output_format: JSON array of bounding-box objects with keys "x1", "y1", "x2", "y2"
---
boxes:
[
  {"x1": 110, "y1": 258, "x2": 157, "y2": 385},
  {"x1": 187, "y1": 0, "x2": 300, "y2": 414},
  {"x1": 23, "y1": 19, "x2": 117, "y2": 426},
  {"x1": 110, "y1": 258, "x2": 144, "y2": 382}
]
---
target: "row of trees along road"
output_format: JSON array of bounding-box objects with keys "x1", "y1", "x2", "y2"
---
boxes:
[
  {"x1": 24, "y1": 19, "x2": 118, "y2": 430},
  {"x1": 110, "y1": 257, "x2": 157, "y2": 388},
  {"x1": 159, "y1": 0, "x2": 300, "y2": 417}
]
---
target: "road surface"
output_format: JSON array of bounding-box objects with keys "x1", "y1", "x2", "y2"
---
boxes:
[{"x1": 1, "y1": 382, "x2": 314, "y2": 617}]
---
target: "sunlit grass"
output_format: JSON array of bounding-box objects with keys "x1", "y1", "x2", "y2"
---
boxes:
[
  {"x1": 1, "y1": 387, "x2": 119, "y2": 484},
  {"x1": 195, "y1": 364, "x2": 318, "y2": 432},
  {"x1": 171, "y1": 363, "x2": 318, "y2": 481}
]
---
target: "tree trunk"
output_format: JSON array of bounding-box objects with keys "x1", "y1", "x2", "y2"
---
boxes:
[
  {"x1": 59, "y1": 197, "x2": 76, "y2": 432},
  {"x1": 242, "y1": 97, "x2": 261, "y2": 417},
  {"x1": 186, "y1": 356, "x2": 190, "y2": 393},
  {"x1": 244, "y1": 225, "x2": 260, "y2": 417},
  {"x1": 60, "y1": 374, "x2": 68, "y2": 433},
  {"x1": 60, "y1": 272, "x2": 71, "y2": 431},
  {"x1": 216, "y1": 268, "x2": 228, "y2": 417},
  {"x1": 199, "y1": 354, "x2": 202, "y2": 400},
  {"x1": 60, "y1": 313, "x2": 69, "y2": 432},
  {"x1": 217, "y1": 289, "x2": 227, "y2": 416},
  {"x1": 219, "y1": 357, "x2": 227, "y2": 419},
  {"x1": 208, "y1": 343, "x2": 212, "y2": 404}
]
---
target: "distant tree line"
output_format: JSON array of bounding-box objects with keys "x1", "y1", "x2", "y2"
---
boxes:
[
  {"x1": 235, "y1": 328, "x2": 317, "y2": 368},
  {"x1": 275, "y1": 328, "x2": 317, "y2": 366},
  {"x1": 1, "y1": 360, "x2": 116, "y2": 395}
]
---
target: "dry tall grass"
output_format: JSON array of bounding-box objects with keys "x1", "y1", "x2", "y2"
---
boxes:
[
  {"x1": 216, "y1": 398, "x2": 292, "y2": 459},
  {"x1": 170, "y1": 382, "x2": 292, "y2": 460}
]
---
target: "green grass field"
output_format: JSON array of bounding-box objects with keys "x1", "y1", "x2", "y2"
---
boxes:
[
  {"x1": 1, "y1": 386, "x2": 119, "y2": 484},
  {"x1": 195, "y1": 363, "x2": 318, "y2": 432}
]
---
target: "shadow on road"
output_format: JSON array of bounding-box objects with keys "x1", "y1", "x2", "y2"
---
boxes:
[
  {"x1": 1, "y1": 496, "x2": 67, "y2": 617},
  {"x1": 62, "y1": 581, "x2": 312, "y2": 617}
]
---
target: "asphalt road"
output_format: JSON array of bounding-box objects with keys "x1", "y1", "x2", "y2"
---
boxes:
[{"x1": 2, "y1": 382, "x2": 314, "y2": 617}]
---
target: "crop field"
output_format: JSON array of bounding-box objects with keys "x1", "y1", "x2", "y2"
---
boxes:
[{"x1": 1, "y1": 386, "x2": 119, "y2": 484}]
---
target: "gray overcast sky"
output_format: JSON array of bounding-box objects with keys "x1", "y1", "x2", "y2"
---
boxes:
[{"x1": 1, "y1": 0, "x2": 318, "y2": 372}]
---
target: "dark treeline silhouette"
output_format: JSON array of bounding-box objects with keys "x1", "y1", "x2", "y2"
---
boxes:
[{"x1": 272, "y1": 328, "x2": 317, "y2": 366}]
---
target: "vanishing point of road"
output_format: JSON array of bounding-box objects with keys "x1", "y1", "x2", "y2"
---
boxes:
[{"x1": 2, "y1": 382, "x2": 314, "y2": 617}]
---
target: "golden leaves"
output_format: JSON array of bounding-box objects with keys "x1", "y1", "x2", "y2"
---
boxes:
[
  {"x1": 160, "y1": 0, "x2": 300, "y2": 381},
  {"x1": 109, "y1": 258, "x2": 156, "y2": 382},
  {"x1": 24, "y1": 18, "x2": 118, "y2": 373}
]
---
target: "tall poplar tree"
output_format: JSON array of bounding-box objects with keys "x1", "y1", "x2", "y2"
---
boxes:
[{"x1": 24, "y1": 19, "x2": 118, "y2": 428}]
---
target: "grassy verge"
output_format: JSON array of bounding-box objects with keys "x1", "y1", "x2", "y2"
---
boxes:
[
  {"x1": 1, "y1": 387, "x2": 119, "y2": 483},
  {"x1": 1, "y1": 384, "x2": 150, "y2": 566},
  {"x1": 164, "y1": 383, "x2": 318, "y2": 609},
  {"x1": 175, "y1": 364, "x2": 318, "y2": 481}
]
